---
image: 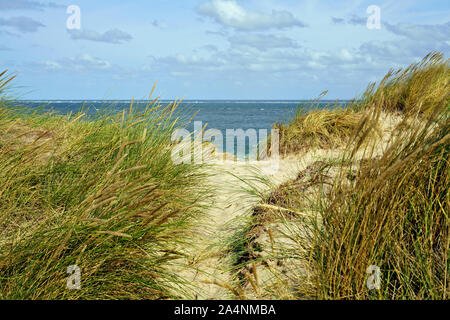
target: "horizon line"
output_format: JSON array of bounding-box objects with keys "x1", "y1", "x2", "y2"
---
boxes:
[{"x1": 13, "y1": 98, "x2": 356, "y2": 102}]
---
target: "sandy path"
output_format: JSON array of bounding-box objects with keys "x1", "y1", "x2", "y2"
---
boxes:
[
  {"x1": 172, "y1": 158, "x2": 297, "y2": 299},
  {"x1": 172, "y1": 149, "x2": 345, "y2": 299},
  {"x1": 167, "y1": 112, "x2": 402, "y2": 299}
]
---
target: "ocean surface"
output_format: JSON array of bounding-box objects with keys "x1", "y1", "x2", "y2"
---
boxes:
[
  {"x1": 15, "y1": 100, "x2": 346, "y2": 156},
  {"x1": 17, "y1": 100, "x2": 345, "y2": 132}
]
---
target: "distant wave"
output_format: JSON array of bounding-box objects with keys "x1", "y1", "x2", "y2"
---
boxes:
[{"x1": 16, "y1": 99, "x2": 354, "y2": 104}]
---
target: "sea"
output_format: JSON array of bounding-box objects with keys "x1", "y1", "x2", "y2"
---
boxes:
[
  {"x1": 15, "y1": 100, "x2": 346, "y2": 156},
  {"x1": 16, "y1": 100, "x2": 345, "y2": 132}
]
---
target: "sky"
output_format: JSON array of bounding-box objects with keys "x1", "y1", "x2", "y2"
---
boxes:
[{"x1": 0, "y1": 0, "x2": 449, "y2": 100}]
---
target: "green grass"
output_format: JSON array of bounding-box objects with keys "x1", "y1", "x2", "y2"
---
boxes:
[
  {"x1": 305, "y1": 52, "x2": 450, "y2": 297},
  {"x1": 237, "y1": 52, "x2": 449, "y2": 300},
  {"x1": 309, "y1": 103, "x2": 448, "y2": 299},
  {"x1": 0, "y1": 73, "x2": 210, "y2": 299},
  {"x1": 275, "y1": 107, "x2": 363, "y2": 156},
  {"x1": 354, "y1": 51, "x2": 450, "y2": 114},
  {"x1": 276, "y1": 52, "x2": 449, "y2": 156},
  {"x1": 1, "y1": 51, "x2": 448, "y2": 300}
]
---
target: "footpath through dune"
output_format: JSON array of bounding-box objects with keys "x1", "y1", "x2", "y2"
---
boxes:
[
  {"x1": 169, "y1": 112, "x2": 402, "y2": 299},
  {"x1": 171, "y1": 149, "x2": 346, "y2": 299}
]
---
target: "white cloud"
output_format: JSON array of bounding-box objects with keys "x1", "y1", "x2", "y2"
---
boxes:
[
  {"x1": 338, "y1": 48, "x2": 354, "y2": 62},
  {"x1": 0, "y1": 0, "x2": 64, "y2": 11},
  {"x1": 67, "y1": 29, "x2": 133, "y2": 44},
  {"x1": 12, "y1": 1, "x2": 449, "y2": 99},
  {"x1": 385, "y1": 22, "x2": 450, "y2": 42},
  {"x1": 45, "y1": 54, "x2": 112, "y2": 71},
  {"x1": 44, "y1": 61, "x2": 62, "y2": 70},
  {"x1": 228, "y1": 34, "x2": 299, "y2": 50},
  {"x1": 76, "y1": 54, "x2": 111, "y2": 69},
  {"x1": 150, "y1": 43, "x2": 326, "y2": 75},
  {"x1": 197, "y1": 0, "x2": 306, "y2": 31},
  {"x1": 0, "y1": 16, "x2": 44, "y2": 33}
]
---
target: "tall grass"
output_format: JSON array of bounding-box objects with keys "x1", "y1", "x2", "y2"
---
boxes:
[
  {"x1": 276, "y1": 52, "x2": 449, "y2": 156},
  {"x1": 276, "y1": 107, "x2": 363, "y2": 156},
  {"x1": 0, "y1": 71, "x2": 209, "y2": 299},
  {"x1": 354, "y1": 51, "x2": 449, "y2": 114},
  {"x1": 238, "y1": 52, "x2": 449, "y2": 300},
  {"x1": 309, "y1": 60, "x2": 449, "y2": 299}
]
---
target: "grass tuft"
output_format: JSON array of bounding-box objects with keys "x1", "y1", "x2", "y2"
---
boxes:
[
  {"x1": 0, "y1": 71, "x2": 209, "y2": 299},
  {"x1": 241, "y1": 52, "x2": 449, "y2": 300}
]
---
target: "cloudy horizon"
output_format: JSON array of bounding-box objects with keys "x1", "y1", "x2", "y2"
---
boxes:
[{"x1": 0, "y1": 0, "x2": 449, "y2": 100}]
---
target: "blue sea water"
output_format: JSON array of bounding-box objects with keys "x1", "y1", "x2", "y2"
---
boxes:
[
  {"x1": 17, "y1": 100, "x2": 341, "y2": 132},
  {"x1": 16, "y1": 100, "x2": 345, "y2": 155}
]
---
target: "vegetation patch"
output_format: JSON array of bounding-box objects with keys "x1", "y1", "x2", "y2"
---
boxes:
[
  {"x1": 0, "y1": 73, "x2": 210, "y2": 299},
  {"x1": 239, "y1": 52, "x2": 449, "y2": 300}
]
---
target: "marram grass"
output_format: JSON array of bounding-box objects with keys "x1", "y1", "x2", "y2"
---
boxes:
[
  {"x1": 234, "y1": 52, "x2": 449, "y2": 300},
  {"x1": 1, "y1": 51, "x2": 448, "y2": 301},
  {"x1": 0, "y1": 76, "x2": 210, "y2": 299}
]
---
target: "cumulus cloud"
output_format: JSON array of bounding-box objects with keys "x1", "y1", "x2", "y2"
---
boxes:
[
  {"x1": 45, "y1": 54, "x2": 112, "y2": 71},
  {"x1": 355, "y1": 21, "x2": 450, "y2": 64},
  {"x1": 331, "y1": 15, "x2": 449, "y2": 44},
  {"x1": 67, "y1": 29, "x2": 133, "y2": 44},
  {"x1": 197, "y1": 0, "x2": 306, "y2": 31},
  {"x1": 69, "y1": 54, "x2": 112, "y2": 70},
  {"x1": 0, "y1": 0, "x2": 64, "y2": 11},
  {"x1": 150, "y1": 44, "x2": 327, "y2": 77},
  {"x1": 385, "y1": 21, "x2": 450, "y2": 42},
  {"x1": 145, "y1": 22, "x2": 446, "y2": 90},
  {"x1": 0, "y1": 16, "x2": 45, "y2": 33},
  {"x1": 228, "y1": 34, "x2": 299, "y2": 50}
]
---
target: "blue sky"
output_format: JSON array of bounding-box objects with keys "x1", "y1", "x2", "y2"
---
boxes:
[{"x1": 0, "y1": 0, "x2": 449, "y2": 99}]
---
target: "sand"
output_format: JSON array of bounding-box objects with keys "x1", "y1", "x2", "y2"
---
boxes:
[
  {"x1": 171, "y1": 149, "x2": 350, "y2": 299},
  {"x1": 170, "y1": 111, "x2": 404, "y2": 299}
]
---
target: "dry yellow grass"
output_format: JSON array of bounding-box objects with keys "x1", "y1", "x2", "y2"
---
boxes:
[
  {"x1": 234, "y1": 52, "x2": 449, "y2": 300},
  {"x1": 0, "y1": 71, "x2": 210, "y2": 299}
]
